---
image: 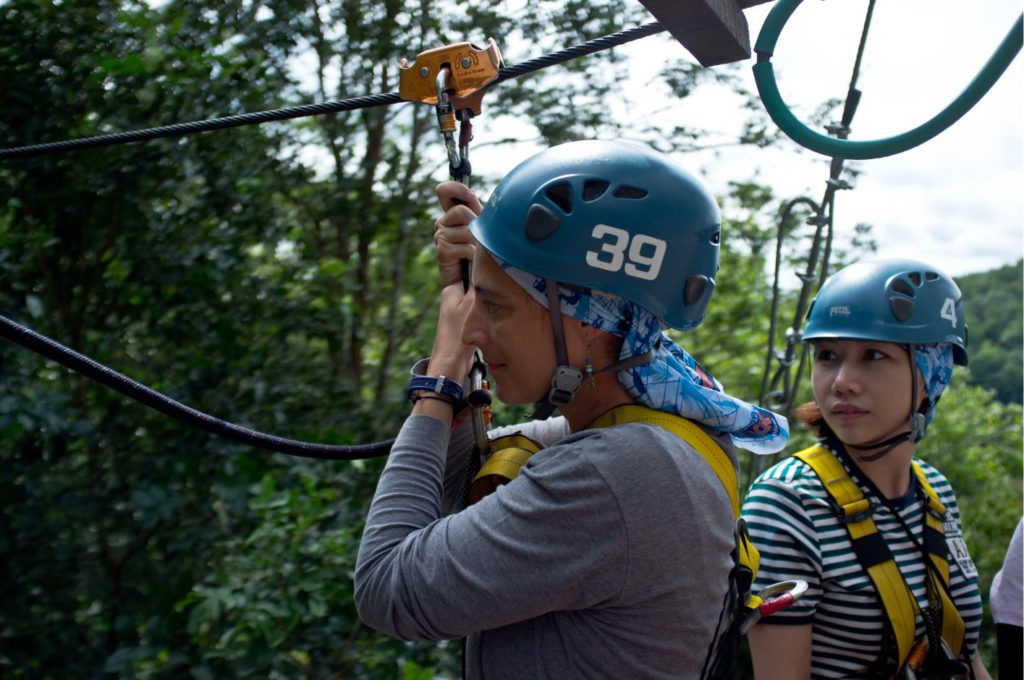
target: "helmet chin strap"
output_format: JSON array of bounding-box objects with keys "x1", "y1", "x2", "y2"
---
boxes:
[
  {"x1": 846, "y1": 343, "x2": 927, "y2": 462},
  {"x1": 529, "y1": 279, "x2": 654, "y2": 420},
  {"x1": 530, "y1": 280, "x2": 582, "y2": 420}
]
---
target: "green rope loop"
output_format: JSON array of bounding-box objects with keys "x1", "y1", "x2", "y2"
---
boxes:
[{"x1": 753, "y1": 0, "x2": 1023, "y2": 160}]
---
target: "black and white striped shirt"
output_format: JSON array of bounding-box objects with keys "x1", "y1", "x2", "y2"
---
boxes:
[{"x1": 741, "y1": 451, "x2": 982, "y2": 678}]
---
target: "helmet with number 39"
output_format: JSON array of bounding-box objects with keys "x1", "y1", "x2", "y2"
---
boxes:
[
  {"x1": 469, "y1": 140, "x2": 721, "y2": 330},
  {"x1": 802, "y1": 259, "x2": 968, "y2": 365}
]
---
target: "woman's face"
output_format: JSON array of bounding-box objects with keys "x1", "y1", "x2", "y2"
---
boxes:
[
  {"x1": 460, "y1": 249, "x2": 563, "y2": 405},
  {"x1": 811, "y1": 339, "x2": 923, "y2": 448}
]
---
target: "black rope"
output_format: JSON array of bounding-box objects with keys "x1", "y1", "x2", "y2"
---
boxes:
[
  {"x1": 0, "y1": 20, "x2": 670, "y2": 460},
  {"x1": 0, "y1": 22, "x2": 665, "y2": 161},
  {"x1": 0, "y1": 313, "x2": 394, "y2": 461},
  {"x1": 0, "y1": 93, "x2": 404, "y2": 160}
]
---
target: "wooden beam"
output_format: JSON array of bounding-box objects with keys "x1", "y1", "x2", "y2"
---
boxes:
[{"x1": 637, "y1": 0, "x2": 773, "y2": 66}]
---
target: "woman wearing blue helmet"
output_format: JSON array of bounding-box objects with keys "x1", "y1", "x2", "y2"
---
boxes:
[
  {"x1": 354, "y1": 140, "x2": 788, "y2": 678},
  {"x1": 741, "y1": 259, "x2": 990, "y2": 679}
]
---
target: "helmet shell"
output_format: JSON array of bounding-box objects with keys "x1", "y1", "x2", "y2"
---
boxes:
[
  {"x1": 469, "y1": 140, "x2": 721, "y2": 330},
  {"x1": 802, "y1": 259, "x2": 968, "y2": 365}
]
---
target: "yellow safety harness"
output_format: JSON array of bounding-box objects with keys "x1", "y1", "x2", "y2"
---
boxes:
[
  {"x1": 469, "y1": 404, "x2": 764, "y2": 680},
  {"x1": 794, "y1": 445, "x2": 966, "y2": 674}
]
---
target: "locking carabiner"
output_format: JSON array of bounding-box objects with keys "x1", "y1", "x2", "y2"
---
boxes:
[
  {"x1": 739, "y1": 579, "x2": 808, "y2": 635},
  {"x1": 434, "y1": 68, "x2": 472, "y2": 182}
]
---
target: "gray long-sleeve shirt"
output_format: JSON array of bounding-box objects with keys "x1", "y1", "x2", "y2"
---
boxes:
[{"x1": 354, "y1": 414, "x2": 736, "y2": 679}]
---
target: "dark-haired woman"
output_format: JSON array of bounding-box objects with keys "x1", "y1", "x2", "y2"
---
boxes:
[{"x1": 741, "y1": 259, "x2": 991, "y2": 679}]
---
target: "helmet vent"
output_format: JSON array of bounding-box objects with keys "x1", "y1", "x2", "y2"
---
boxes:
[
  {"x1": 891, "y1": 278, "x2": 915, "y2": 297},
  {"x1": 525, "y1": 204, "x2": 561, "y2": 242},
  {"x1": 583, "y1": 179, "x2": 610, "y2": 201},
  {"x1": 612, "y1": 185, "x2": 648, "y2": 199},
  {"x1": 925, "y1": 271, "x2": 940, "y2": 281},
  {"x1": 545, "y1": 182, "x2": 573, "y2": 214},
  {"x1": 710, "y1": 230, "x2": 721, "y2": 245},
  {"x1": 684, "y1": 275, "x2": 708, "y2": 305},
  {"x1": 890, "y1": 297, "x2": 914, "y2": 322},
  {"x1": 907, "y1": 272, "x2": 922, "y2": 286}
]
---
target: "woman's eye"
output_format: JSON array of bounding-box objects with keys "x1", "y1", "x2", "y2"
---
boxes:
[
  {"x1": 864, "y1": 349, "x2": 887, "y2": 360},
  {"x1": 815, "y1": 349, "x2": 837, "y2": 362}
]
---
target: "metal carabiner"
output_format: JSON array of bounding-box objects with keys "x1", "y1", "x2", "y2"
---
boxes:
[
  {"x1": 434, "y1": 68, "x2": 463, "y2": 178},
  {"x1": 739, "y1": 579, "x2": 809, "y2": 635}
]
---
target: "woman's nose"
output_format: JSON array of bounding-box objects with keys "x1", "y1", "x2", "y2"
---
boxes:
[
  {"x1": 831, "y1": 360, "x2": 859, "y2": 395},
  {"x1": 460, "y1": 294, "x2": 487, "y2": 349}
]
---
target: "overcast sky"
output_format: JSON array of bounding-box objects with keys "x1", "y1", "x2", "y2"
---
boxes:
[{"x1": 470, "y1": 0, "x2": 1023, "y2": 278}]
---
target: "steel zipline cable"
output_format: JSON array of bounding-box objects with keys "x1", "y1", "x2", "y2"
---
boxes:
[
  {"x1": 0, "y1": 22, "x2": 665, "y2": 160},
  {"x1": 0, "y1": 22, "x2": 667, "y2": 460}
]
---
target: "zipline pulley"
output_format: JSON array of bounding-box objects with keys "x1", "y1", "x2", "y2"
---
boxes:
[{"x1": 399, "y1": 39, "x2": 502, "y2": 181}]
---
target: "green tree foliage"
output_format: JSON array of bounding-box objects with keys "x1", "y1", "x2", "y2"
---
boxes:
[
  {"x1": 957, "y1": 259, "x2": 1023, "y2": 405},
  {"x1": 923, "y1": 374, "x2": 1023, "y2": 671}
]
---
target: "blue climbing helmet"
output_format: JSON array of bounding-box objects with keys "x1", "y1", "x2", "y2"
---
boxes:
[
  {"x1": 803, "y1": 259, "x2": 968, "y2": 365},
  {"x1": 469, "y1": 139, "x2": 721, "y2": 330}
]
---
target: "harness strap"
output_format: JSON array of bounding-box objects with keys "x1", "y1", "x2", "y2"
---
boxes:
[
  {"x1": 468, "y1": 434, "x2": 542, "y2": 504},
  {"x1": 912, "y1": 465, "x2": 966, "y2": 658},
  {"x1": 589, "y1": 404, "x2": 741, "y2": 516},
  {"x1": 794, "y1": 445, "x2": 966, "y2": 668}
]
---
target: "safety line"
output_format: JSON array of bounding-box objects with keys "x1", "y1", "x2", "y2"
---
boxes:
[
  {"x1": 0, "y1": 313, "x2": 395, "y2": 460},
  {"x1": 0, "y1": 22, "x2": 665, "y2": 161}
]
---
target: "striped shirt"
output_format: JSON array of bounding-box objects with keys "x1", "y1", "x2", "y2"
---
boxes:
[{"x1": 741, "y1": 450, "x2": 983, "y2": 678}]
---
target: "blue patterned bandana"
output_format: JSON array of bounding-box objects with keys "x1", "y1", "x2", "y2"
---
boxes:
[
  {"x1": 500, "y1": 263, "x2": 789, "y2": 455},
  {"x1": 914, "y1": 343, "x2": 954, "y2": 435}
]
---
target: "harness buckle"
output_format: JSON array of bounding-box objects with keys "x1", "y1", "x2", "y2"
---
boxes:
[{"x1": 834, "y1": 497, "x2": 874, "y2": 524}]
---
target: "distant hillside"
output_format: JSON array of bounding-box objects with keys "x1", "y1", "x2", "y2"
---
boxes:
[{"x1": 957, "y1": 259, "x2": 1023, "y2": 404}]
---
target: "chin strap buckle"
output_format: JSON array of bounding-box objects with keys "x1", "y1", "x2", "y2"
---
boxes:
[
  {"x1": 547, "y1": 365, "x2": 583, "y2": 406},
  {"x1": 909, "y1": 412, "x2": 927, "y2": 442}
]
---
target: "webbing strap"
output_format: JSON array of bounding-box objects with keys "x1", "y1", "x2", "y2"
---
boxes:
[
  {"x1": 794, "y1": 445, "x2": 965, "y2": 665},
  {"x1": 911, "y1": 466, "x2": 965, "y2": 657},
  {"x1": 468, "y1": 434, "x2": 542, "y2": 505}
]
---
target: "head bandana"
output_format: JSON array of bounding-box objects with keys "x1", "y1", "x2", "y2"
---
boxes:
[
  {"x1": 913, "y1": 343, "x2": 954, "y2": 435},
  {"x1": 499, "y1": 263, "x2": 789, "y2": 455}
]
